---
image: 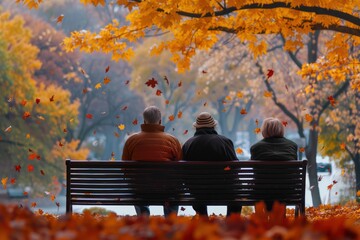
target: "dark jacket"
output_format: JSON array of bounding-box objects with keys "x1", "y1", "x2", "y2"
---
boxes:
[
  {"x1": 250, "y1": 137, "x2": 298, "y2": 161},
  {"x1": 182, "y1": 128, "x2": 238, "y2": 161}
]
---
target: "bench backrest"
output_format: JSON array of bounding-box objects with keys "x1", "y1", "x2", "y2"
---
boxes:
[{"x1": 66, "y1": 160, "x2": 307, "y2": 213}]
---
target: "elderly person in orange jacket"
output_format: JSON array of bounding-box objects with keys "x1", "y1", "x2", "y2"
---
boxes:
[{"x1": 122, "y1": 106, "x2": 182, "y2": 216}]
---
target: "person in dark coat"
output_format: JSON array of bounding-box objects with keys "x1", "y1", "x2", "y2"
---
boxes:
[
  {"x1": 182, "y1": 112, "x2": 241, "y2": 217},
  {"x1": 250, "y1": 117, "x2": 298, "y2": 211}
]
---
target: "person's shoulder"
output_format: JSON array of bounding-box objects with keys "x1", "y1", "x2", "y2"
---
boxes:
[
  {"x1": 285, "y1": 138, "x2": 298, "y2": 147},
  {"x1": 250, "y1": 139, "x2": 265, "y2": 150},
  {"x1": 125, "y1": 132, "x2": 141, "y2": 141},
  {"x1": 164, "y1": 132, "x2": 180, "y2": 142}
]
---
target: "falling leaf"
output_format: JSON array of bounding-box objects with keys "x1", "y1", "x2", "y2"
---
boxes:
[
  {"x1": 156, "y1": 89, "x2": 162, "y2": 96},
  {"x1": 50, "y1": 95, "x2": 55, "y2": 102},
  {"x1": 236, "y1": 147, "x2": 243, "y2": 154},
  {"x1": 4, "y1": 126, "x2": 12, "y2": 133},
  {"x1": 304, "y1": 114, "x2": 313, "y2": 122},
  {"x1": 36, "y1": 98, "x2": 40, "y2": 104},
  {"x1": 103, "y1": 76, "x2": 111, "y2": 84},
  {"x1": 145, "y1": 78, "x2": 158, "y2": 88},
  {"x1": 183, "y1": 130, "x2": 188, "y2": 135},
  {"x1": 15, "y1": 165, "x2": 21, "y2": 172},
  {"x1": 50, "y1": 194, "x2": 56, "y2": 201},
  {"x1": 180, "y1": 206, "x2": 186, "y2": 211},
  {"x1": 240, "y1": 108, "x2": 247, "y2": 115},
  {"x1": 333, "y1": 180, "x2": 338, "y2": 184},
  {"x1": 202, "y1": 70, "x2": 207, "y2": 74},
  {"x1": 56, "y1": 14, "x2": 64, "y2": 23},
  {"x1": 299, "y1": 147, "x2": 305, "y2": 153},
  {"x1": 86, "y1": 114, "x2": 93, "y2": 119},
  {"x1": 1, "y1": 177, "x2": 8, "y2": 189},
  {"x1": 285, "y1": 84, "x2": 289, "y2": 92},
  {"x1": 282, "y1": 121, "x2": 288, "y2": 127},
  {"x1": 114, "y1": 132, "x2": 120, "y2": 138},
  {"x1": 254, "y1": 128, "x2": 261, "y2": 134},
  {"x1": 31, "y1": 202, "x2": 37, "y2": 208},
  {"x1": 37, "y1": 209, "x2": 44, "y2": 215},
  {"x1": 177, "y1": 111, "x2": 183, "y2": 119},
  {"x1": 164, "y1": 76, "x2": 169, "y2": 85},
  {"x1": 122, "y1": 106, "x2": 128, "y2": 111},
  {"x1": 165, "y1": 99, "x2": 170, "y2": 105},
  {"x1": 327, "y1": 96, "x2": 336, "y2": 106},
  {"x1": 340, "y1": 143, "x2": 346, "y2": 150},
  {"x1": 10, "y1": 178, "x2": 16, "y2": 185},
  {"x1": 203, "y1": 102, "x2": 207, "y2": 107},
  {"x1": 125, "y1": 80, "x2": 130, "y2": 85},
  {"x1": 318, "y1": 175, "x2": 323, "y2": 181},
  {"x1": 82, "y1": 88, "x2": 88, "y2": 94},
  {"x1": 341, "y1": 169, "x2": 345, "y2": 176},
  {"x1": 168, "y1": 115, "x2": 175, "y2": 121},
  {"x1": 327, "y1": 184, "x2": 333, "y2": 190},
  {"x1": 132, "y1": 119, "x2": 138, "y2": 125},
  {"x1": 28, "y1": 153, "x2": 40, "y2": 160},
  {"x1": 255, "y1": 119, "x2": 259, "y2": 126},
  {"x1": 263, "y1": 91, "x2": 272, "y2": 98},
  {"x1": 267, "y1": 69, "x2": 274, "y2": 79},
  {"x1": 178, "y1": 81, "x2": 182, "y2": 87},
  {"x1": 27, "y1": 165, "x2": 34, "y2": 172},
  {"x1": 23, "y1": 112, "x2": 31, "y2": 120},
  {"x1": 357, "y1": 190, "x2": 360, "y2": 197},
  {"x1": 105, "y1": 65, "x2": 110, "y2": 73},
  {"x1": 20, "y1": 100, "x2": 27, "y2": 106},
  {"x1": 236, "y1": 91, "x2": 243, "y2": 98},
  {"x1": 40, "y1": 170, "x2": 45, "y2": 175},
  {"x1": 118, "y1": 124, "x2": 125, "y2": 130},
  {"x1": 95, "y1": 83, "x2": 102, "y2": 89},
  {"x1": 56, "y1": 202, "x2": 60, "y2": 210},
  {"x1": 224, "y1": 166, "x2": 231, "y2": 171},
  {"x1": 63, "y1": 128, "x2": 68, "y2": 133}
]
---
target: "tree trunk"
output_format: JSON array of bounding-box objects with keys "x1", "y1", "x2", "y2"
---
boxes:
[
  {"x1": 353, "y1": 153, "x2": 360, "y2": 202},
  {"x1": 305, "y1": 128, "x2": 322, "y2": 207}
]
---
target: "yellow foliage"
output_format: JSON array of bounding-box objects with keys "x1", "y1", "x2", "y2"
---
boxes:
[{"x1": 51, "y1": 139, "x2": 89, "y2": 161}]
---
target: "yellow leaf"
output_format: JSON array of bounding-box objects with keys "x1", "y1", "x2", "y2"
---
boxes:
[
  {"x1": 95, "y1": 83, "x2": 102, "y2": 89},
  {"x1": 236, "y1": 91, "x2": 243, "y2": 98},
  {"x1": 26, "y1": 133, "x2": 31, "y2": 139},
  {"x1": 118, "y1": 124, "x2": 125, "y2": 130}
]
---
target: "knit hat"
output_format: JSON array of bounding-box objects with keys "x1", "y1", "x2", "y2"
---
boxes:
[{"x1": 193, "y1": 112, "x2": 217, "y2": 128}]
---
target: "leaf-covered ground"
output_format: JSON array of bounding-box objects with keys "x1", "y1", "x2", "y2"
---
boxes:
[{"x1": 0, "y1": 202, "x2": 359, "y2": 240}]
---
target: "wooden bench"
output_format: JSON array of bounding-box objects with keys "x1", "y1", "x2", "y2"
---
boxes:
[{"x1": 66, "y1": 160, "x2": 307, "y2": 216}]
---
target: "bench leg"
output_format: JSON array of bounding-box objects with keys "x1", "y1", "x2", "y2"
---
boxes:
[{"x1": 295, "y1": 205, "x2": 299, "y2": 218}]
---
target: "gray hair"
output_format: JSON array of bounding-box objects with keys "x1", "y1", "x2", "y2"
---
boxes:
[
  {"x1": 143, "y1": 106, "x2": 161, "y2": 124},
  {"x1": 261, "y1": 117, "x2": 284, "y2": 138}
]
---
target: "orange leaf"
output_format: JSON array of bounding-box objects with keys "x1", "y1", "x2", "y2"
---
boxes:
[
  {"x1": 263, "y1": 91, "x2": 272, "y2": 98},
  {"x1": 56, "y1": 14, "x2": 64, "y2": 23},
  {"x1": 28, "y1": 153, "x2": 40, "y2": 160},
  {"x1": 37, "y1": 209, "x2": 44, "y2": 215},
  {"x1": 20, "y1": 100, "x2": 27, "y2": 106},
  {"x1": 357, "y1": 190, "x2": 360, "y2": 197},
  {"x1": 145, "y1": 78, "x2": 158, "y2": 88},
  {"x1": 168, "y1": 115, "x2": 175, "y2": 121},
  {"x1": 236, "y1": 147, "x2": 243, "y2": 154},
  {"x1": 340, "y1": 143, "x2": 346, "y2": 150},
  {"x1": 114, "y1": 132, "x2": 120, "y2": 138},
  {"x1": 86, "y1": 114, "x2": 93, "y2": 119},
  {"x1": 224, "y1": 166, "x2": 231, "y2": 171},
  {"x1": 240, "y1": 108, "x2": 247, "y2": 115},
  {"x1": 27, "y1": 164, "x2": 34, "y2": 172},
  {"x1": 23, "y1": 191, "x2": 28, "y2": 196},
  {"x1": 177, "y1": 111, "x2": 183, "y2": 118},
  {"x1": 31, "y1": 202, "x2": 37, "y2": 208},
  {"x1": 165, "y1": 99, "x2": 170, "y2": 105},
  {"x1": 50, "y1": 194, "x2": 56, "y2": 201},
  {"x1": 304, "y1": 114, "x2": 313, "y2": 122},
  {"x1": 1, "y1": 177, "x2": 8, "y2": 189},
  {"x1": 254, "y1": 128, "x2": 261, "y2": 134},
  {"x1": 299, "y1": 147, "x2": 305, "y2": 153},
  {"x1": 156, "y1": 89, "x2": 162, "y2": 96},
  {"x1": 327, "y1": 184, "x2": 333, "y2": 190},
  {"x1": 23, "y1": 112, "x2": 31, "y2": 120},
  {"x1": 103, "y1": 76, "x2": 111, "y2": 84},
  {"x1": 255, "y1": 119, "x2": 259, "y2": 126}
]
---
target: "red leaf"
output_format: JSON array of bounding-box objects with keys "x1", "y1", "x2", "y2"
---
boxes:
[
  {"x1": 267, "y1": 69, "x2": 274, "y2": 79},
  {"x1": 224, "y1": 166, "x2": 231, "y2": 171},
  {"x1": 105, "y1": 65, "x2": 110, "y2": 73},
  {"x1": 40, "y1": 170, "x2": 45, "y2": 175},
  {"x1": 145, "y1": 78, "x2": 158, "y2": 88},
  {"x1": 132, "y1": 119, "x2": 138, "y2": 125},
  {"x1": 15, "y1": 165, "x2": 21, "y2": 172},
  {"x1": 82, "y1": 88, "x2": 88, "y2": 94},
  {"x1": 35, "y1": 98, "x2": 40, "y2": 104},
  {"x1": 282, "y1": 121, "x2": 288, "y2": 127},
  {"x1": 177, "y1": 111, "x2": 183, "y2": 119},
  {"x1": 20, "y1": 100, "x2": 27, "y2": 106},
  {"x1": 63, "y1": 128, "x2": 68, "y2": 133},
  {"x1": 28, "y1": 153, "x2": 39, "y2": 160},
  {"x1": 156, "y1": 89, "x2": 162, "y2": 96},
  {"x1": 49, "y1": 95, "x2": 55, "y2": 102},
  {"x1": 10, "y1": 178, "x2": 16, "y2": 185},
  {"x1": 56, "y1": 14, "x2": 64, "y2": 24},
  {"x1": 125, "y1": 80, "x2": 130, "y2": 85},
  {"x1": 23, "y1": 112, "x2": 31, "y2": 120},
  {"x1": 183, "y1": 130, "x2": 188, "y2": 135},
  {"x1": 86, "y1": 114, "x2": 93, "y2": 119},
  {"x1": 202, "y1": 70, "x2": 207, "y2": 74},
  {"x1": 178, "y1": 81, "x2": 182, "y2": 87},
  {"x1": 333, "y1": 180, "x2": 338, "y2": 184},
  {"x1": 122, "y1": 106, "x2": 128, "y2": 111},
  {"x1": 27, "y1": 165, "x2": 34, "y2": 172},
  {"x1": 240, "y1": 108, "x2": 247, "y2": 115}
]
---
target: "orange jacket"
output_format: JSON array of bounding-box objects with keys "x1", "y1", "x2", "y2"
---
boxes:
[{"x1": 122, "y1": 124, "x2": 182, "y2": 161}]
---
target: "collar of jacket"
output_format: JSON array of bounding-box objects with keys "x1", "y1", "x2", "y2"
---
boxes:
[
  {"x1": 194, "y1": 127, "x2": 218, "y2": 136},
  {"x1": 263, "y1": 137, "x2": 286, "y2": 142},
  {"x1": 141, "y1": 123, "x2": 165, "y2": 132}
]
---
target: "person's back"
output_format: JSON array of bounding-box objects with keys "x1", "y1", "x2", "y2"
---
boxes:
[
  {"x1": 122, "y1": 106, "x2": 182, "y2": 216},
  {"x1": 182, "y1": 112, "x2": 240, "y2": 217}
]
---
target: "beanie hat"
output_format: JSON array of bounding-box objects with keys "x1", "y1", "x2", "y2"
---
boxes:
[{"x1": 193, "y1": 112, "x2": 217, "y2": 128}]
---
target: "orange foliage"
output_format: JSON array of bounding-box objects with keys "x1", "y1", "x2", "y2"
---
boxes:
[{"x1": 0, "y1": 203, "x2": 359, "y2": 239}]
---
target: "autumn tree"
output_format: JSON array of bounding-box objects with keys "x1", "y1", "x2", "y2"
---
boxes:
[{"x1": 0, "y1": 11, "x2": 87, "y2": 195}]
